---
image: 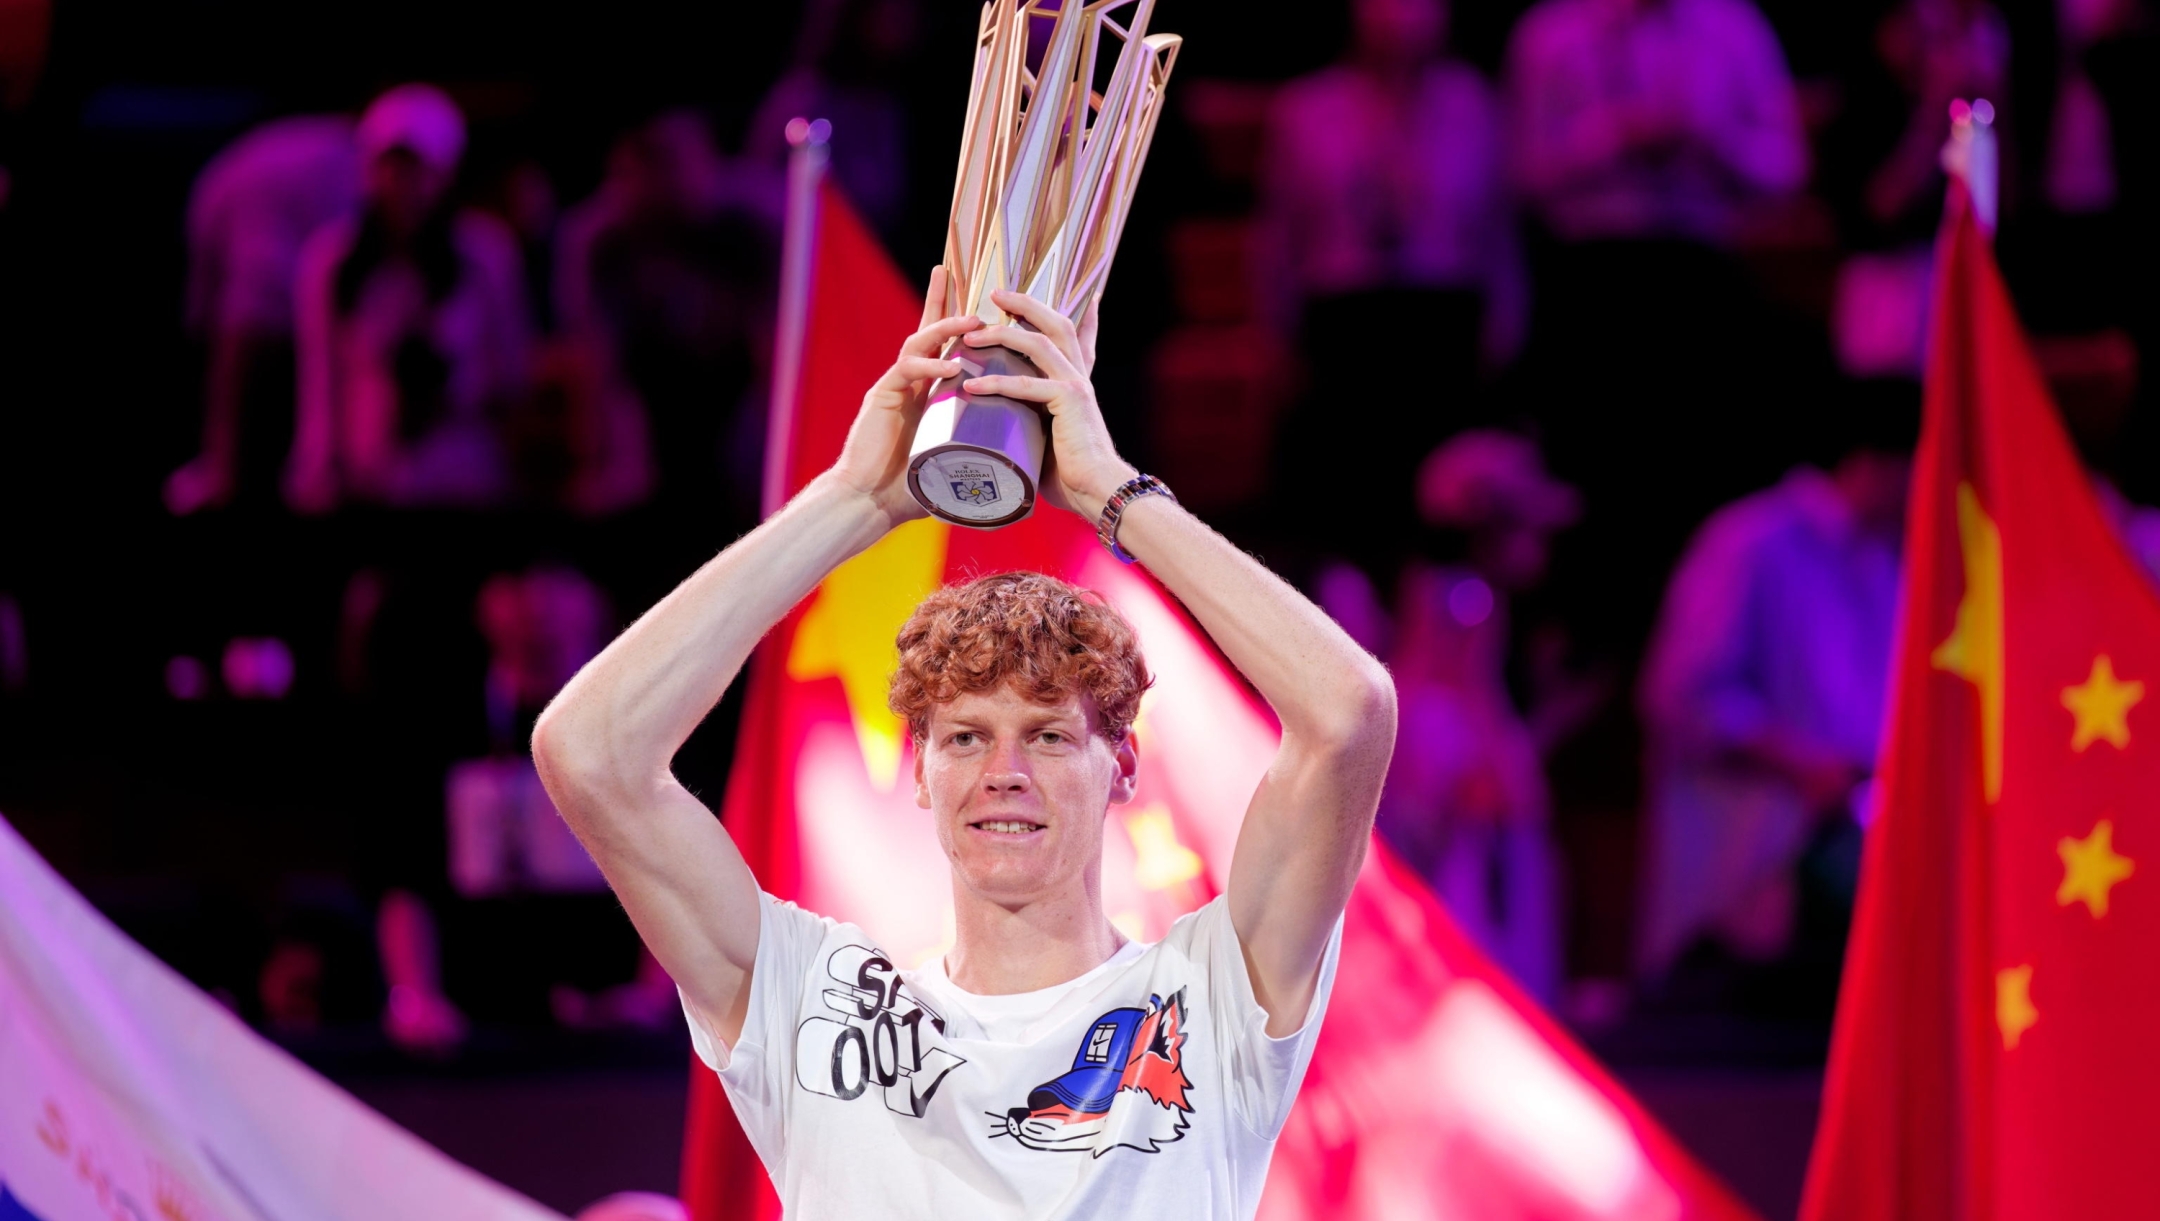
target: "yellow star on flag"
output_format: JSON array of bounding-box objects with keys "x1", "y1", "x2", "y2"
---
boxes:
[
  {"x1": 1122, "y1": 804, "x2": 1204, "y2": 891},
  {"x1": 2057, "y1": 818, "x2": 2135, "y2": 918},
  {"x1": 1996, "y1": 964, "x2": 2037, "y2": 1050},
  {"x1": 787, "y1": 519, "x2": 950, "y2": 790},
  {"x1": 2062, "y1": 654, "x2": 2143, "y2": 752},
  {"x1": 1930, "y1": 482, "x2": 2004, "y2": 802}
]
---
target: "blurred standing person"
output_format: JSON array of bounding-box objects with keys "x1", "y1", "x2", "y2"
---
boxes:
[
  {"x1": 1376, "y1": 431, "x2": 1597, "y2": 1007},
  {"x1": 287, "y1": 85, "x2": 532, "y2": 513},
  {"x1": 1636, "y1": 393, "x2": 1915, "y2": 1007},
  {"x1": 555, "y1": 109, "x2": 776, "y2": 525},
  {"x1": 1257, "y1": 0, "x2": 1524, "y2": 556},
  {"x1": 1505, "y1": 0, "x2": 1808, "y2": 658},
  {"x1": 1856, "y1": 0, "x2": 2011, "y2": 238},
  {"x1": 165, "y1": 115, "x2": 359, "y2": 514},
  {"x1": 745, "y1": 0, "x2": 919, "y2": 244}
]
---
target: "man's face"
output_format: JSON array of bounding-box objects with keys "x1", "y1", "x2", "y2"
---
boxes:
[{"x1": 915, "y1": 683, "x2": 1137, "y2": 908}]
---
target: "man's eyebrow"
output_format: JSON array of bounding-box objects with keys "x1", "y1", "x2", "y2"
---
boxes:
[{"x1": 1025, "y1": 708, "x2": 1089, "y2": 731}]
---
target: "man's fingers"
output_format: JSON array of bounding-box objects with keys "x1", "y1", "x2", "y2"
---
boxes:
[
  {"x1": 988, "y1": 289, "x2": 1084, "y2": 369},
  {"x1": 900, "y1": 313, "x2": 982, "y2": 358},
  {"x1": 919, "y1": 266, "x2": 947, "y2": 330},
  {"x1": 963, "y1": 374, "x2": 1069, "y2": 405},
  {"x1": 883, "y1": 356, "x2": 962, "y2": 392},
  {"x1": 963, "y1": 324, "x2": 1078, "y2": 380}
]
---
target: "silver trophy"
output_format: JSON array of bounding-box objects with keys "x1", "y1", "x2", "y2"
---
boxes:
[{"x1": 907, "y1": 0, "x2": 1181, "y2": 527}]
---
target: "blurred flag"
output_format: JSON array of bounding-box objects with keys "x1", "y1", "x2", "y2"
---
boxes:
[
  {"x1": 0, "y1": 816, "x2": 563, "y2": 1221},
  {"x1": 1802, "y1": 173, "x2": 2160, "y2": 1216},
  {"x1": 680, "y1": 166, "x2": 1757, "y2": 1221}
]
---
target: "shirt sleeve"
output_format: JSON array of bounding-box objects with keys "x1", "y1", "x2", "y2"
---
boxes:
[
  {"x1": 680, "y1": 892, "x2": 832, "y2": 1161},
  {"x1": 1192, "y1": 897, "x2": 1345, "y2": 1141}
]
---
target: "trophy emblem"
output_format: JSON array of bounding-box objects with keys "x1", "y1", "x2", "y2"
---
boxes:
[{"x1": 907, "y1": 0, "x2": 1181, "y2": 527}]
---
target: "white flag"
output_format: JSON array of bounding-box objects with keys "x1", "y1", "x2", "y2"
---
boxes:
[{"x1": 0, "y1": 813, "x2": 567, "y2": 1221}]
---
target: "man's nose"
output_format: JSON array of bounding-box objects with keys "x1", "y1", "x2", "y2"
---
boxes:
[
  {"x1": 983, "y1": 770, "x2": 1032, "y2": 794},
  {"x1": 983, "y1": 741, "x2": 1031, "y2": 793}
]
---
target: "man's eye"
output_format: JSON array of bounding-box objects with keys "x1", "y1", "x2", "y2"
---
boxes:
[
  {"x1": 1039, "y1": 732, "x2": 1063, "y2": 745},
  {"x1": 951, "y1": 732, "x2": 976, "y2": 746}
]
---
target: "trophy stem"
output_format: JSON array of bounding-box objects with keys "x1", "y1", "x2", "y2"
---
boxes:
[{"x1": 907, "y1": 342, "x2": 1047, "y2": 527}]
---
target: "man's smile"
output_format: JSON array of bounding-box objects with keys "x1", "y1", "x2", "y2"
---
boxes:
[{"x1": 969, "y1": 818, "x2": 1046, "y2": 836}]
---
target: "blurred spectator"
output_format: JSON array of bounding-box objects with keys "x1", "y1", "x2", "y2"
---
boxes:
[
  {"x1": 1258, "y1": 0, "x2": 1525, "y2": 363},
  {"x1": 376, "y1": 562, "x2": 670, "y2": 1051},
  {"x1": 2046, "y1": 0, "x2": 2136, "y2": 216},
  {"x1": 287, "y1": 84, "x2": 533, "y2": 513},
  {"x1": 2097, "y1": 478, "x2": 2160, "y2": 587},
  {"x1": 2085, "y1": 3, "x2": 2160, "y2": 506},
  {"x1": 447, "y1": 564, "x2": 613, "y2": 901},
  {"x1": 745, "y1": 0, "x2": 920, "y2": 242},
  {"x1": 1257, "y1": 0, "x2": 1522, "y2": 550},
  {"x1": 1368, "y1": 431, "x2": 1595, "y2": 1006},
  {"x1": 556, "y1": 109, "x2": 777, "y2": 521},
  {"x1": 1507, "y1": 0, "x2": 1808, "y2": 247},
  {"x1": 1861, "y1": 0, "x2": 2011, "y2": 235},
  {"x1": 165, "y1": 115, "x2": 360, "y2": 514},
  {"x1": 1636, "y1": 390, "x2": 1916, "y2": 998},
  {"x1": 378, "y1": 887, "x2": 467, "y2": 1054},
  {"x1": 1503, "y1": 0, "x2": 1811, "y2": 664}
]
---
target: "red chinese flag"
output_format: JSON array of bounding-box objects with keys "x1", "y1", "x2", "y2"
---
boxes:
[
  {"x1": 681, "y1": 182, "x2": 1758, "y2": 1221},
  {"x1": 1802, "y1": 182, "x2": 2160, "y2": 1220}
]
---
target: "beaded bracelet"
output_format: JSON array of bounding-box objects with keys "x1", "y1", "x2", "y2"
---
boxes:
[{"x1": 1096, "y1": 474, "x2": 1176, "y2": 563}]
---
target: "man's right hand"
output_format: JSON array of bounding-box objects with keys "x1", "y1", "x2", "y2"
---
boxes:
[{"x1": 829, "y1": 266, "x2": 983, "y2": 528}]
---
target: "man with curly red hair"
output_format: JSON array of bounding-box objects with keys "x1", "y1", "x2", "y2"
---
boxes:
[{"x1": 534, "y1": 275, "x2": 1396, "y2": 1219}]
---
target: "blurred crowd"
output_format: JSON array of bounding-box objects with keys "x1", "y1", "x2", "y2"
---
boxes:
[{"x1": 4, "y1": 0, "x2": 2160, "y2": 1066}]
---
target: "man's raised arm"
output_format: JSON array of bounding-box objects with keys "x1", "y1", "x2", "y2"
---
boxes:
[
  {"x1": 958, "y1": 291, "x2": 1397, "y2": 1037},
  {"x1": 531, "y1": 273, "x2": 979, "y2": 1048}
]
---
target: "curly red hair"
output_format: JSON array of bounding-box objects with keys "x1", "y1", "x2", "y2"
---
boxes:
[{"x1": 889, "y1": 571, "x2": 1151, "y2": 744}]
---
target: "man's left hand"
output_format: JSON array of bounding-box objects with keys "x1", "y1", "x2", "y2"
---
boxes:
[{"x1": 957, "y1": 288, "x2": 1136, "y2": 521}]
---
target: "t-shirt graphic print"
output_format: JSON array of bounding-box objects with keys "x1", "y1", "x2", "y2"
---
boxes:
[
  {"x1": 684, "y1": 893, "x2": 1342, "y2": 1221},
  {"x1": 1000, "y1": 986, "x2": 1195, "y2": 1156},
  {"x1": 790, "y1": 939, "x2": 968, "y2": 1120}
]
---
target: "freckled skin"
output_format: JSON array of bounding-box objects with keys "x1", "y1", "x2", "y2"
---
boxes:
[{"x1": 915, "y1": 685, "x2": 1138, "y2": 909}]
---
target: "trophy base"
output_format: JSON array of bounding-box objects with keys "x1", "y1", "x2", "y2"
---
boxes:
[{"x1": 907, "y1": 343, "x2": 1045, "y2": 528}]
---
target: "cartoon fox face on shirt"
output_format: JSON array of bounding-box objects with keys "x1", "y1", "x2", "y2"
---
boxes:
[{"x1": 998, "y1": 990, "x2": 1195, "y2": 1157}]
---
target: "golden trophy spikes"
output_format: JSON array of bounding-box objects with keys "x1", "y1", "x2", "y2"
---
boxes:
[{"x1": 910, "y1": 0, "x2": 1182, "y2": 528}]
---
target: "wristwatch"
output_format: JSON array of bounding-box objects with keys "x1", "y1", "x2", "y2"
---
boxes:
[{"x1": 1096, "y1": 474, "x2": 1176, "y2": 563}]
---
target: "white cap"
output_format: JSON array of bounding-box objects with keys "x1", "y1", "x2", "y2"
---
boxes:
[{"x1": 357, "y1": 83, "x2": 466, "y2": 173}]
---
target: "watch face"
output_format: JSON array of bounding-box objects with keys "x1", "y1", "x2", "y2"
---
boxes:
[{"x1": 911, "y1": 448, "x2": 1033, "y2": 526}]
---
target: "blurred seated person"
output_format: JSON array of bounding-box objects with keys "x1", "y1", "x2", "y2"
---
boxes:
[
  {"x1": 1357, "y1": 432, "x2": 1597, "y2": 1005},
  {"x1": 1257, "y1": 0, "x2": 1524, "y2": 543},
  {"x1": 1636, "y1": 387, "x2": 1917, "y2": 1002},
  {"x1": 166, "y1": 113, "x2": 359, "y2": 513},
  {"x1": 376, "y1": 562, "x2": 671, "y2": 1052},
  {"x1": 745, "y1": 0, "x2": 919, "y2": 243},
  {"x1": 556, "y1": 109, "x2": 777, "y2": 524},
  {"x1": 287, "y1": 84, "x2": 533, "y2": 513}
]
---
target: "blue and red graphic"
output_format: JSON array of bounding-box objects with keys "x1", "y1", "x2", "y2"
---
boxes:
[{"x1": 996, "y1": 989, "x2": 1195, "y2": 1157}]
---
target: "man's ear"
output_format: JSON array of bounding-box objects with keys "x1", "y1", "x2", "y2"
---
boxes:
[
  {"x1": 914, "y1": 735, "x2": 932, "y2": 809},
  {"x1": 1107, "y1": 733, "x2": 1138, "y2": 805}
]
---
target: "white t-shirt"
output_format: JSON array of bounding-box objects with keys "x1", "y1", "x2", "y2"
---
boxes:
[{"x1": 684, "y1": 893, "x2": 1342, "y2": 1220}]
